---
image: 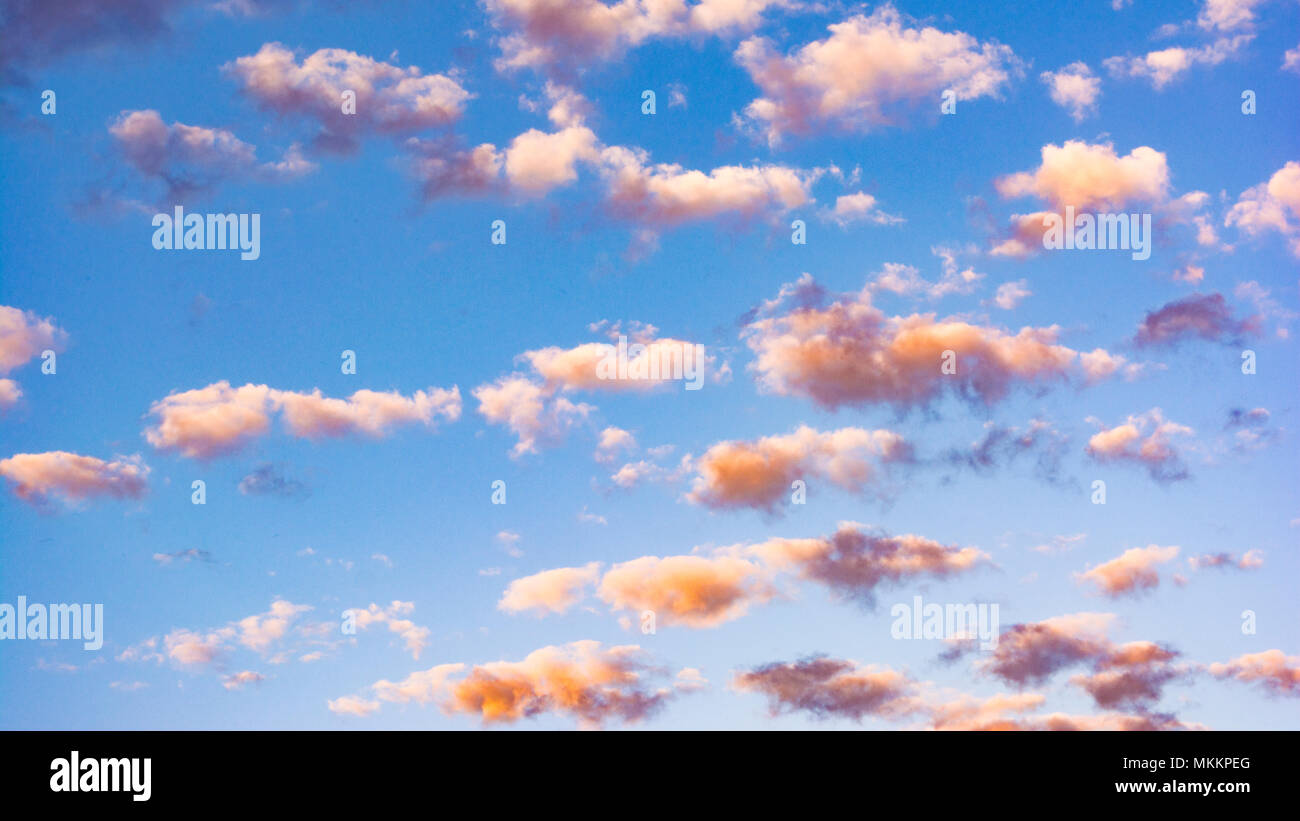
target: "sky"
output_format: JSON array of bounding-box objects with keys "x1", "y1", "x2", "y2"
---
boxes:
[{"x1": 0, "y1": 0, "x2": 1298, "y2": 731}]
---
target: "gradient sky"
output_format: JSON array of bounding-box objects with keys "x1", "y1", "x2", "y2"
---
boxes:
[{"x1": 1, "y1": 0, "x2": 1298, "y2": 730}]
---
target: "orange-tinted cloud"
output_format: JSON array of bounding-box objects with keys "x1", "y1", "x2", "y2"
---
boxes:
[
  {"x1": 734, "y1": 5, "x2": 1020, "y2": 144},
  {"x1": 597, "y1": 554, "x2": 774, "y2": 627},
  {"x1": 498, "y1": 562, "x2": 602, "y2": 616},
  {"x1": 0, "y1": 451, "x2": 149, "y2": 507},
  {"x1": 1076, "y1": 545, "x2": 1180, "y2": 597},
  {"x1": 349, "y1": 640, "x2": 690, "y2": 728},
  {"x1": 145, "y1": 381, "x2": 460, "y2": 459},
  {"x1": 743, "y1": 274, "x2": 1101, "y2": 411},
  {"x1": 685, "y1": 425, "x2": 910, "y2": 512},
  {"x1": 1085, "y1": 408, "x2": 1193, "y2": 482},
  {"x1": 1208, "y1": 650, "x2": 1300, "y2": 696}
]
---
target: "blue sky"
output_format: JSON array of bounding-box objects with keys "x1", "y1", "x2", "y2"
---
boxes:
[{"x1": 1, "y1": 0, "x2": 1298, "y2": 729}]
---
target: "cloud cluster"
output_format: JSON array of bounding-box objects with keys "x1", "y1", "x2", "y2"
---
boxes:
[
  {"x1": 735, "y1": 649, "x2": 1192, "y2": 728},
  {"x1": 144, "y1": 381, "x2": 461, "y2": 460},
  {"x1": 498, "y1": 522, "x2": 987, "y2": 626},
  {"x1": 951, "y1": 613, "x2": 1189, "y2": 712}
]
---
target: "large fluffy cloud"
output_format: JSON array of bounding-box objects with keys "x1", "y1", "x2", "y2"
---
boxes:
[{"x1": 734, "y1": 4, "x2": 1021, "y2": 144}]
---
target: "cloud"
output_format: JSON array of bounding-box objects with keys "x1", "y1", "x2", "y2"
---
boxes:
[
  {"x1": 1209, "y1": 650, "x2": 1300, "y2": 696},
  {"x1": 742, "y1": 273, "x2": 1107, "y2": 411},
  {"x1": 0, "y1": 305, "x2": 65, "y2": 374},
  {"x1": 969, "y1": 612, "x2": 1116, "y2": 686},
  {"x1": 506, "y1": 523, "x2": 984, "y2": 627},
  {"x1": 327, "y1": 695, "x2": 381, "y2": 716},
  {"x1": 734, "y1": 4, "x2": 1020, "y2": 144},
  {"x1": 943, "y1": 419, "x2": 1071, "y2": 486},
  {"x1": 1197, "y1": 0, "x2": 1271, "y2": 32},
  {"x1": 221, "y1": 671, "x2": 265, "y2": 690},
  {"x1": 1132, "y1": 293, "x2": 1257, "y2": 347},
  {"x1": 1075, "y1": 545, "x2": 1180, "y2": 597},
  {"x1": 828, "y1": 192, "x2": 903, "y2": 226},
  {"x1": 144, "y1": 381, "x2": 461, "y2": 460},
  {"x1": 498, "y1": 562, "x2": 602, "y2": 616},
  {"x1": 0, "y1": 378, "x2": 19, "y2": 409},
  {"x1": 597, "y1": 145, "x2": 817, "y2": 225},
  {"x1": 736, "y1": 652, "x2": 1193, "y2": 728},
  {"x1": 235, "y1": 599, "x2": 313, "y2": 654},
  {"x1": 0, "y1": 0, "x2": 187, "y2": 84},
  {"x1": 747, "y1": 523, "x2": 988, "y2": 606},
  {"x1": 483, "y1": 0, "x2": 789, "y2": 76},
  {"x1": 993, "y1": 279, "x2": 1031, "y2": 310},
  {"x1": 0, "y1": 451, "x2": 149, "y2": 508},
  {"x1": 109, "y1": 109, "x2": 315, "y2": 201},
  {"x1": 594, "y1": 426, "x2": 636, "y2": 463},
  {"x1": 1085, "y1": 408, "x2": 1193, "y2": 482},
  {"x1": 1103, "y1": 36, "x2": 1252, "y2": 89},
  {"x1": 473, "y1": 374, "x2": 594, "y2": 456},
  {"x1": 152, "y1": 548, "x2": 213, "y2": 565},
  {"x1": 1187, "y1": 550, "x2": 1263, "y2": 571},
  {"x1": 995, "y1": 140, "x2": 1169, "y2": 212},
  {"x1": 1225, "y1": 161, "x2": 1300, "y2": 256},
  {"x1": 522, "y1": 327, "x2": 712, "y2": 393},
  {"x1": 347, "y1": 602, "x2": 430, "y2": 659},
  {"x1": 346, "y1": 640, "x2": 685, "y2": 728},
  {"x1": 238, "y1": 463, "x2": 308, "y2": 498},
  {"x1": 685, "y1": 425, "x2": 911, "y2": 513},
  {"x1": 225, "y1": 43, "x2": 470, "y2": 152},
  {"x1": 733, "y1": 656, "x2": 923, "y2": 721},
  {"x1": 597, "y1": 554, "x2": 774, "y2": 627},
  {"x1": 1040, "y1": 62, "x2": 1100, "y2": 121},
  {"x1": 864, "y1": 254, "x2": 983, "y2": 300}
]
